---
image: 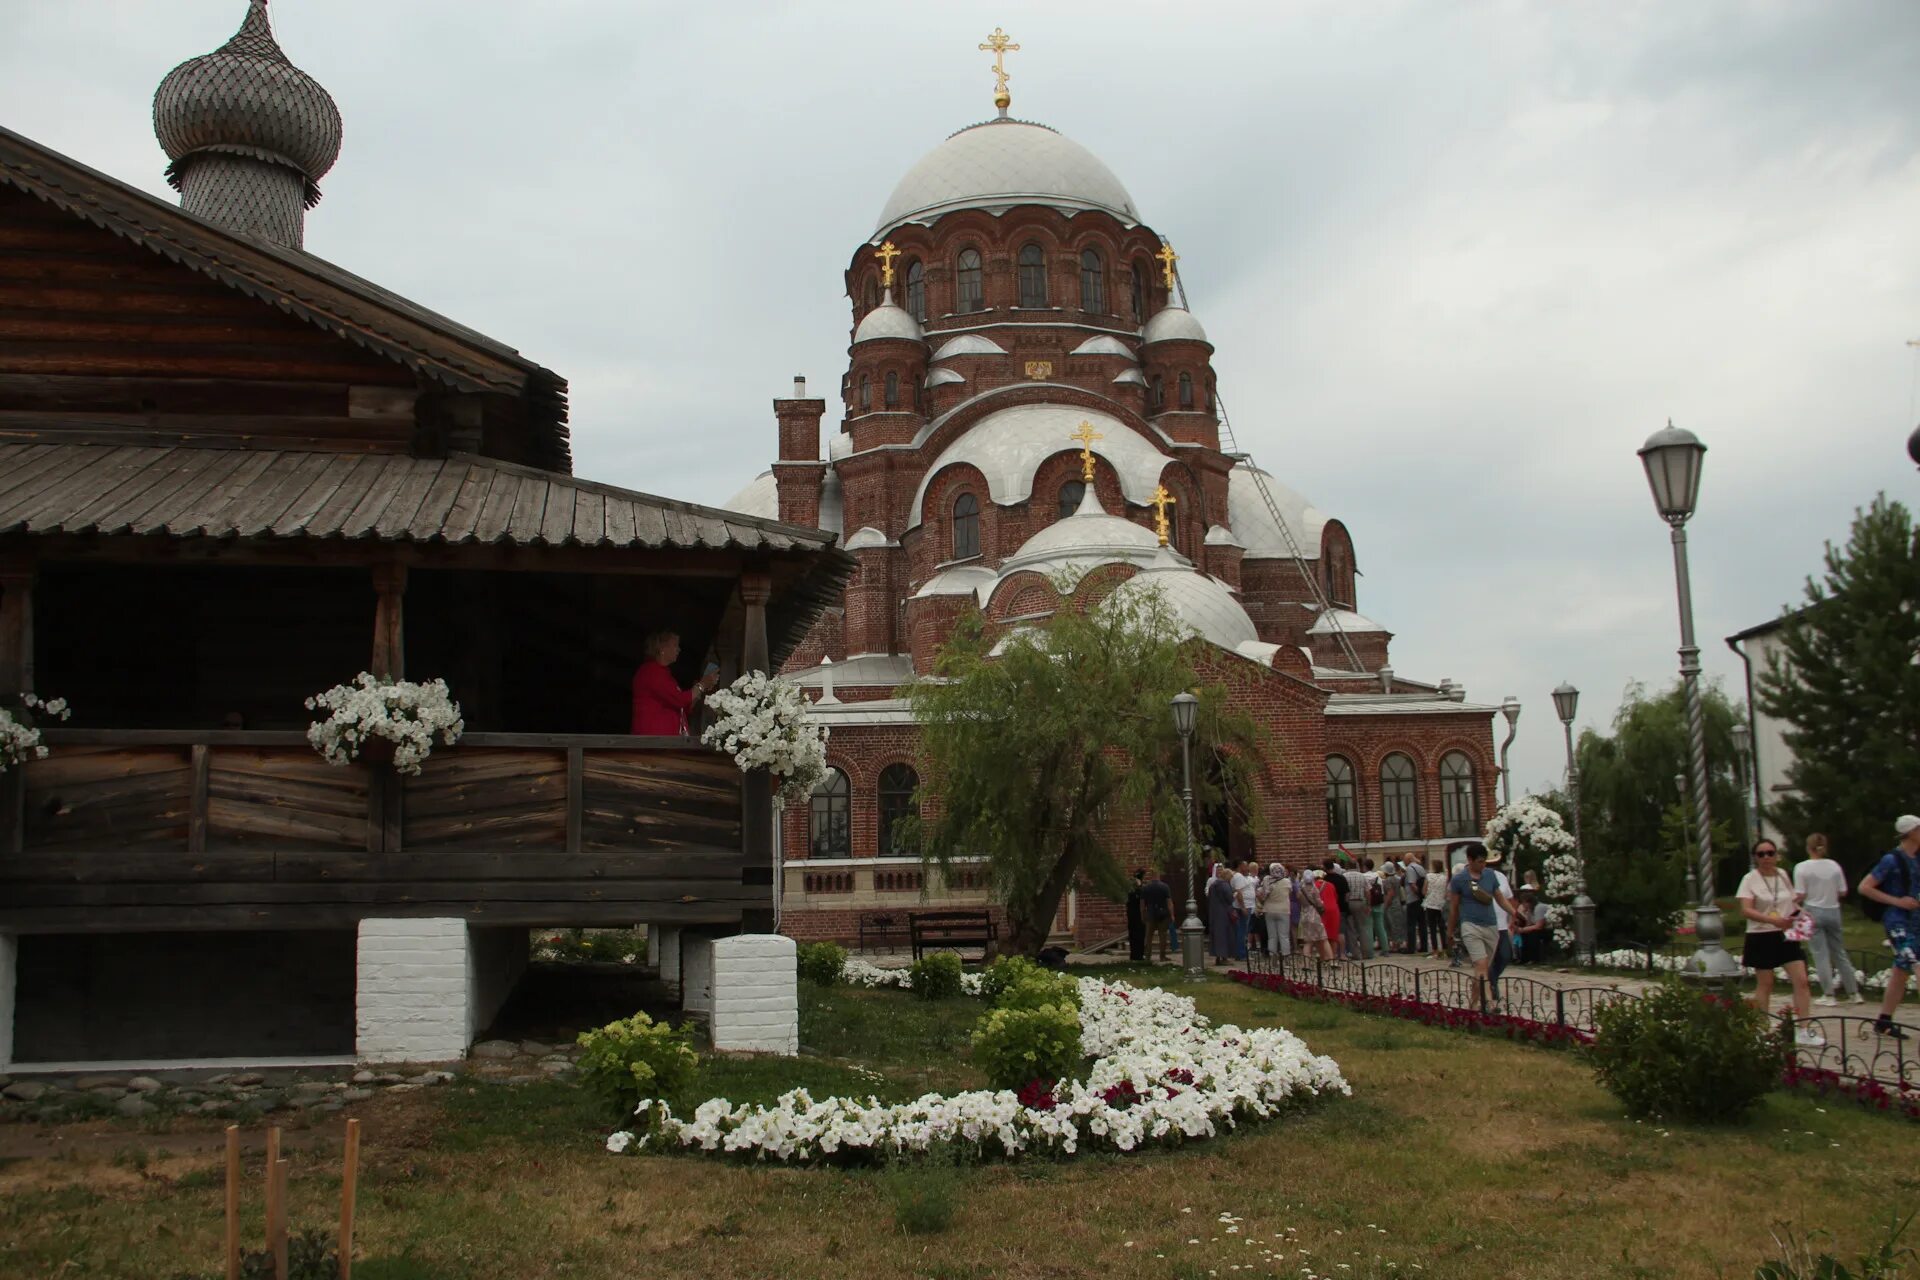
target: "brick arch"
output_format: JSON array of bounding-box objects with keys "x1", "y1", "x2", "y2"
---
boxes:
[
  {"x1": 1322, "y1": 744, "x2": 1365, "y2": 845},
  {"x1": 1152, "y1": 460, "x2": 1205, "y2": 555},
  {"x1": 918, "y1": 461, "x2": 995, "y2": 562},
  {"x1": 1431, "y1": 739, "x2": 1494, "y2": 838},
  {"x1": 1031, "y1": 449, "x2": 1130, "y2": 523},
  {"x1": 1365, "y1": 741, "x2": 1428, "y2": 842},
  {"x1": 985, "y1": 571, "x2": 1061, "y2": 622}
]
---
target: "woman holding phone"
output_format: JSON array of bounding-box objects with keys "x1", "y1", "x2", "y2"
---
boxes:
[{"x1": 630, "y1": 630, "x2": 719, "y2": 736}]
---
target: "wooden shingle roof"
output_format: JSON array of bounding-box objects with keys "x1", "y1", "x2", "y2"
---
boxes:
[{"x1": 0, "y1": 443, "x2": 840, "y2": 554}]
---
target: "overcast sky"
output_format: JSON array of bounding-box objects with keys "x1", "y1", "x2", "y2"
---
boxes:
[{"x1": 4, "y1": 1, "x2": 1916, "y2": 792}]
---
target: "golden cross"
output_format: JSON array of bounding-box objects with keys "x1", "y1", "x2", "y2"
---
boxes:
[
  {"x1": 1155, "y1": 243, "x2": 1180, "y2": 291},
  {"x1": 875, "y1": 240, "x2": 901, "y2": 289},
  {"x1": 1068, "y1": 421, "x2": 1103, "y2": 482},
  {"x1": 979, "y1": 27, "x2": 1020, "y2": 110},
  {"x1": 1150, "y1": 485, "x2": 1177, "y2": 546}
]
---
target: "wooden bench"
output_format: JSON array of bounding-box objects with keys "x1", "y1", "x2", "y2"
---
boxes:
[
  {"x1": 909, "y1": 909, "x2": 997, "y2": 963},
  {"x1": 857, "y1": 911, "x2": 909, "y2": 953}
]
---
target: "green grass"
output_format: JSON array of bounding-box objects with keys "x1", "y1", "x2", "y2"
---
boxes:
[{"x1": 1, "y1": 971, "x2": 1912, "y2": 1279}]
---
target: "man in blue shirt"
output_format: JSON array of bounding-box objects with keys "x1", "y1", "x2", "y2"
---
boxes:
[
  {"x1": 1446, "y1": 842, "x2": 1520, "y2": 1013},
  {"x1": 1861, "y1": 814, "x2": 1920, "y2": 1040}
]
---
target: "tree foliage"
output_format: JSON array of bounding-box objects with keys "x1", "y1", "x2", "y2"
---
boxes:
[
  {"x1": 1757, "y1": 495, "x2": 1920, "y2": 884},
  {"x1": 907, "y1": 579, "x2": 1262, "y2": 955}
]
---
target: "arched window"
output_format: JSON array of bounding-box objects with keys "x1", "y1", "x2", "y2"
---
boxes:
[
  {"x1": 1131, "y1": 263, "x2": 1147, "y2": 322},
  {"x1": 1057, "y1": 479, "x2": 1085, "y2": 518},
  {"x1": 877, "y1": 764, "x2": 919, "y2": 855},
  {"x1": 884, "y1": 370, "x2": 900, "y2": 410},
  {"x1": 951, "y1": 491, "x2": 980, "y2": 559},
  {"x1": 1150, "y1": 375, "x2": 1164, "y2": 409},
  {"x1": 810, "y1": 767, "x2": 850, "y2": 857},
  {"x1": 905, "y1": 258, "x2": 925, "y2": 321},
  {"x1": 1440, "y1": 752, "x2": 1478, "y2": 838},
  {"x1": 1381, "y1": 753, "x2": 1419, "y2": 841},
  {"x1": 1080, "y1": 249, "x2": 1105, "y2": 312},
  {"x1": 1017, "y1": 243, "x2": 1047, "y2": 308},
  {"x1": 1178, "y1": 371, "x2": 1194, "y2": 409},
  {"x1": 956, "y1": 248, "x2": 984, "y2": 313},
  {"x1": 1326, "y1": 756, "x2": 1359, "y2": 843},
  {"x1": 857, "y1": 373, "x2": 871, "y2": 412}
]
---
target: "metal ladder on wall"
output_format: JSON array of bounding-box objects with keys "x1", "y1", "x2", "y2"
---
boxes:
[{"x1": 1168, "y1": 257, "x2": 1365, "y2": 673}]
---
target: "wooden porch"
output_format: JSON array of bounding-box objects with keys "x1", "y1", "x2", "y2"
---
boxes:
[{"x1": 0, "y1": 731, "x2": 759, "y2": 931}]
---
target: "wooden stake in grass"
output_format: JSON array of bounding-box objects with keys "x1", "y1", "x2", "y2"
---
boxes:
[
  {"x1": 264, "y1": 1126, "x2": 286, "y2": 1280},
  {"x1": 338, "y1": 1118, "x2": 361, "y2": 1280},
  {"x1": 273, "y1": 1156, "x2": 290, "y2": 1280},
  {"x1": 224, "y1": 1125, "x2": 241, "y2": 1280}
]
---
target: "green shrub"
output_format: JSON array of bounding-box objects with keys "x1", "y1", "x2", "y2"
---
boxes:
[
  {"x1": 797, "y1": 941, "x2": 848, "y2": 986},
  {"x1": 908, "y1": 951, "x2": 965, "y2": 1000},
  {"x1": 575, "y1": 1011, "x2": 699, "y2": 1120},
  {"x1": 1755, "y1": 1214, "x2": 1915, "y2": 1279},
  {"x1": 881, "y1": 1158, "x2": 963, "y2": 1235},
  {"x1": 969, "y1": 1002, "x2": 1083, "y2": 1090},
  {"x1": 1588, "y1": 980, "x2": 1786, "y2": 1122},
  {"x1": 994, "y1": 969, "x2": 1081, "y2": 1012},
  {"x1": 978, "y1": 955, "x2": 1040, "y2": 1002}
]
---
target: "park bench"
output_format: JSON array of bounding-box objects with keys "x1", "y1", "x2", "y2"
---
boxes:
[{"x1": 909, "y1": 909, "x2": 998, "y2": 962}]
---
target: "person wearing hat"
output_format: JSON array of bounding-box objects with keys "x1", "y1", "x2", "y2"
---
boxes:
[
  {"x1": 1447, "y1": 842, "x2": 1519, "y2": 1013},
  {"x1": 1861, "y1": 815, "x2": 1920, "y2": 1039}
]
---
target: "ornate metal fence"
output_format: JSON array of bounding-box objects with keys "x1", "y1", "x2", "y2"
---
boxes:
[{"x1": 1240, "y1": 950, "x2": 1916, "y2": 1092}]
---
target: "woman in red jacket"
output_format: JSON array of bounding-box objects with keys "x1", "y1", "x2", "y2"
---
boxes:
[
  {"x1": 1317, "y1": 870, "x2": 1343, "y2": 963},
  {"x1": 630, "y1": 630, "x2": 717, "y2": 735}
]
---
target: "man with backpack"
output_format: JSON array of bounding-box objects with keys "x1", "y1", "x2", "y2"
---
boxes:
[{"x1": 1860, "y1": 814, "x2": 1920, "y2": 1040}]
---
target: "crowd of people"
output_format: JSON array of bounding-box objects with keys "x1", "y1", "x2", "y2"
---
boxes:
[{"x1": 1120, "y1": 812, "x2": 1920, "y2": 1049}]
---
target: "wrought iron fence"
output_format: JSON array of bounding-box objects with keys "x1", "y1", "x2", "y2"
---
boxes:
[{"x1": 1239, "y1": 950, "x2": 1916, "y2": 1091}]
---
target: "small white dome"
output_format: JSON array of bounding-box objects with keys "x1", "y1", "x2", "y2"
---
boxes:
[
  {"x1": 931, "y1": 333, "x2": 1006, "y2": 360},
  {"x1": 1204, "y1": 524, "x2": 1243, "y2": 549},
  {"x1": 721, "y1": 467, "x2": 843, "y2": 537},
  {"x1": 844, "y1": 526, "x2": 893, "y2": 551},
  {"x1": 1112, "y1": 368, "x2": 1147, "y2": 386},
  {"x1": 1227, "y1": 463, "x2": 1328, "y2": 559},
  {"x1": 1070, "y1": 335, "x2": 1135, "y2": 357},
  {"x1": 999, "y1": 487, "x2": 1162, "y2": 578},
  {"x1": 1143, "y1": 305, "x2": 1209, "y2": 346},
  {"x1": 875, "y1": 119, "x2": 1141, "y2": 234},
  {"x1": 854, "y1": 294, "x2": 925, "y2": 345},
  {"x1": 924, "y1": 367, "x2": 966, "y2": 388},
  {"x1": 1308, "y1": 608, "x2": 1388, "y2": 635},
  {"x1": 1108, "y1": 563, "x2": 1259, "y2": 651}
]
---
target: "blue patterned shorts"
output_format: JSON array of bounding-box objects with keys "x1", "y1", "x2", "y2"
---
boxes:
[{"x1": 1887, "y1": 920, "x2": 1918, "y2": 973}]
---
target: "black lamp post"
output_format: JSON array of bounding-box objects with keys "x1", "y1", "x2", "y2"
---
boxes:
[
  {"x1": 1639, "y1": 422, "x2": 1741, "y2": 978},
  {"x1": 1551, "y1": 682, "x2": 1595, "y2": 962},
  {"x1": 1171, "y1": 692, "x2": 1205, "y2": 978}
]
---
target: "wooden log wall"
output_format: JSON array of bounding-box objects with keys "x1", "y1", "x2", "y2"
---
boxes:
[
  {"x1": 0, "y1": 186, "x2": 419, "y2": 452},
  {"x1": 0, "y1": 735, "x2": 752, "y2": 931}
]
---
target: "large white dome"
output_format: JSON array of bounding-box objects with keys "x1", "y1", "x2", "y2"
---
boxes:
[{"x1": 875, "y1": 119, "x2": 1141, "y2": 235}]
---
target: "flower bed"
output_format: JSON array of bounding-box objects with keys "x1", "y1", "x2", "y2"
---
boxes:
[
  {"x1": 1781, "y1": 1063, "x2": 1920, "y2": 1123},
  {"x1": 603, "y1": 977, "x2": 1347, "y2": 1163},
  {"x1": 840, "y1": 956, "x2": 985, "y2": 995},
  {"x1": 1230, "y1": 970, "x2": 1593, "y2": 1050},
  {"x1": 1591, "y1": 948, "x2": 1900, "y2": 991}
]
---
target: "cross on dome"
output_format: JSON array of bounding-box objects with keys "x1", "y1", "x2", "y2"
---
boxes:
[
  {"x1": 875, "y1": 240, "x2": 901, "y2": 288},
  {"x1": 979, "y1": 27, "x2": 1020, "y2": 115},
  {"x1": 1069, "y1": 421, "x2": 1104, "y2": 481},
  {"x1": 1155, "y1": 243, "x2": 1180, "y2": 290},
  {"x1": 1150, "y1": 485, "x2": 1177, "y2": 546}
]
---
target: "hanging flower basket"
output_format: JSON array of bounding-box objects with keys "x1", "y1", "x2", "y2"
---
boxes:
[
  {"x1": 700, "y1": 672, "x2": 828, "y2": 801},
  {"x1": 0, "y1": 693, "x2": 71, "y2": 773},
  {"x1": 304, "y1": 674, "x2": 463, "y2": 777}
]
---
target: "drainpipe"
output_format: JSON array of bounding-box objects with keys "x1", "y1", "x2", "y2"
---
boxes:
[{"x1": 1725, "y1": 634, "x2": 1765, "y2": 841}]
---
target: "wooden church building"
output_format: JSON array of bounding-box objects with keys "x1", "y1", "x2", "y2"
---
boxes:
[{"x1": 0, "y1": 4, "x2": 848, "y2": 1068}]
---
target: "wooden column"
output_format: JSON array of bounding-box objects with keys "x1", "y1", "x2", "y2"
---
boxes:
[
  {"x1": 738, "y1": 570, "x2": 775, "y2": 931},
  {"x1": 368, "y1": 564, "x2": 406, "y2": 854},
  {"x1": 370, "y1": 563, "x2": 406, "y2": 680},
  {"x1": 1, "y1": 559, "x2": 33, "y2": 856}
]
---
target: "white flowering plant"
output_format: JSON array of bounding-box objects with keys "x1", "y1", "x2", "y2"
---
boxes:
[
  {"x1": 701, "y1": 671, "x2": 828, "y2": 800},
  {"x1": 1485, "y1": 795, "x2": 1580, "y2": 950},
  {"x1": 0, "y1": 693, "x2": 71, "y2": 772},
  {"x1": 304, "y1": 673, "x2": 464, "y2": 777},
  {"x1": 602, "y1": 976, "x2": 1347, "y2": 1165}
]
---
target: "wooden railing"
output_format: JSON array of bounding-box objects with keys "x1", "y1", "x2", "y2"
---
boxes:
[{"x1": 1, "y1": 730, "x2": 763, "y2": 930}]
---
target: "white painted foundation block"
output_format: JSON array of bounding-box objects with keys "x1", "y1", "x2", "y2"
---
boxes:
[
  {"x1": 0, "y1": 931, "x2": 16, "y2": 1070},
  {"x1": 683, "y1": 936, "x2": 715, "y2": 1014},
  {"x1": 356, "y1": 918, "x2": 471, "y2": 1064},
  {"x1": 656, "y1": 924, "x2": 682, "y2": 997},
  {"x1": 710, "y1": 934, "x2": 798, "y2": 1055}
]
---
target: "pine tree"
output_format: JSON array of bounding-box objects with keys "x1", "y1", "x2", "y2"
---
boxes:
[
  {"x1": 907, "y1": 577, "x2": 1262, "y2": 956},
  {"x1": 1756, "y1": 494, "x2": 1920, "y2": 882}
]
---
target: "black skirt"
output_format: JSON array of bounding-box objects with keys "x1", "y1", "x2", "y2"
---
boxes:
[{"x1": 1742, "y1": 929, "x2": 1804, "y2": 971}]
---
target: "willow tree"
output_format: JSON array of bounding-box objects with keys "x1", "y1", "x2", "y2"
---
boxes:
[{"x1": 907, "y1": 580, "x2": 1262, "y2": 956}]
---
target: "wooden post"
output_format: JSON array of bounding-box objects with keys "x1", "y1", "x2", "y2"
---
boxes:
[
  {"x1": 564, "y1": 747, "x2": 584, "y2": 854},
  {"x1": 0, "y1": 559, "x2": 32, "y2": 857},
  {"x1": 273, "y1": 1156, "x2": 289, "y2": 1280},
  {"x1": 224, "y1": 1125, "x2": 241, "y2": 1280},
  {"x1": 338, "y1": 1118, "x2": 361, "y2": 1280},
  {"x1": 369, "y1": 564, "x2": 406, "y2": 681},
  {"x1": 263, "y1": 1126, "x2": 283, "y2": 1279},
  {"x1": 189, "y1": 744, "x2": 211, "y2": 855},
  {"x1": 739, "y1": 570, "x2": 774, "y2": 930}
]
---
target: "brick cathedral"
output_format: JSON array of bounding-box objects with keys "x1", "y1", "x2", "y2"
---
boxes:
[{"x1": 727, "y1": 40, "x2": 1500, "y2": 946}]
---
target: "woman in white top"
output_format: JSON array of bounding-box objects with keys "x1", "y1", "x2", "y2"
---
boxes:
[
  {"x1": 1421, "y1": 858, "x2": 1450, "y2": 959},
  {"x1": 1739, "y1": 839, "x2": 1820, "y2": 1045},
  {"x1": 1793, "y1": 833, "x2": 1863, "y2": 1005},
  {"x1": 1260, "y1": 862, "x2": 1292, "y2": 958}
]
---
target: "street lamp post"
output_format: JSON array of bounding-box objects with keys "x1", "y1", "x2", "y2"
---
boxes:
[
  {"x1": 1731, "y1": 719, "x2": 1757, "y2": 846},
  {"x1": 1675, "y1": 770, "x2": 1698, "y2": 908},
  {"x1": 1639, "y1": 422, "x2": 1741, "y2": 978},
  {"x1": 1172, "y1": 692, "x2": 1206, "y2": 979},
  {"x1": 1498, "y1": 696, "x2": 1522, "y2": 808},
  {"x1": 1552, "y1": 682, "x2": 1596, "y2": 963}
]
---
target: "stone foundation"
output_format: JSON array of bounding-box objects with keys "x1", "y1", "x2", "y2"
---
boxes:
[{"x1": 709, "y1": 934, "x2": 798, "y2": 1055}]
